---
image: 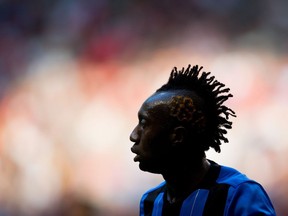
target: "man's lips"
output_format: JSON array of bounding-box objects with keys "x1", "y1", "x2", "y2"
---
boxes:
[
  {"x1": 131, "y1": 147, "x2": 141, "y2": 162},
  {"x1": 133, "y1": 154, "x2": 141, "y2": 162}
]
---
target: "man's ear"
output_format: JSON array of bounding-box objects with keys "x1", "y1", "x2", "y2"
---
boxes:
[{"x1": 170, "y1": 126, "x2": 186, "y2": 147}]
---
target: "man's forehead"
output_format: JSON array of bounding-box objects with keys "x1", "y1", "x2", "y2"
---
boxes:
[
  {"x1": 140, "y1": 91, "x2": 196, "y2": 115},
  {"x1": 138, "y1": 92, "x2": 174, "y2": 122},
  {"x1": 139, "y1": 92, "x2": 175, "y2": 116},
  {"x1": 145, "y1": 90, "x2": 196, "y2": 105},
  {"x1": 141, "y1": 90, "x2": 205, "y2": 126},
  {"x1": 145, "y1": 91, "x2": 177, "y2": 105}
]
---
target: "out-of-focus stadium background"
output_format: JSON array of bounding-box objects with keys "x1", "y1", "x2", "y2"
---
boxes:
[{"x1": 0, "y1": 0, "x2": 287, "y2": 215}]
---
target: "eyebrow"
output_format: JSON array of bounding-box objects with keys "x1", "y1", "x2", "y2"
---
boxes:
[{"x1": 138, "y1": 111, "x2": 148, "y2": 120}]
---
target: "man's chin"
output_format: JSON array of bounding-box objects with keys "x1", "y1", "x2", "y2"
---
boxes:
[{"x1": 139, "y1": 162, "x2": 163, "y2": 174}]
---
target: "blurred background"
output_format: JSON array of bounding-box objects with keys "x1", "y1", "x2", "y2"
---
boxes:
[{"x1": 0, "y1": 0, "x2": 287, "y2": 215}]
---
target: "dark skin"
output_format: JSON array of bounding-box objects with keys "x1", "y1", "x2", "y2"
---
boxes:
[{"x1": 130, "y1": 91, "x2": 211, "y2": 203}]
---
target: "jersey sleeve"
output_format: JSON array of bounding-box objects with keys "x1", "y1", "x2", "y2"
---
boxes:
[{"x1": 225, "y1": 181, "x2": 276, "y2": 216}]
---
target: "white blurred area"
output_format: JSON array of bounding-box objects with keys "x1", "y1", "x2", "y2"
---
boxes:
[{"x1": 0, "y1": 37, "x2": 288, "y2": 215}]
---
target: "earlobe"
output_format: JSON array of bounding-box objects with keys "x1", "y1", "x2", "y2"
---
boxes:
[{"x1": 170, "y1": 126, "x2": 186, "y2": 146}]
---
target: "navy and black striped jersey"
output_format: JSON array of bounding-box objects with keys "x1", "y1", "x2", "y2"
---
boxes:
[{"x1": 140, "y1": 161, "x2": 276, "y2": 216}]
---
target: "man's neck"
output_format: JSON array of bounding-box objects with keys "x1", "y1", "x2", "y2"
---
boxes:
[{"x1": 162, "y1": 158, "x2": 211, "y2": 203}]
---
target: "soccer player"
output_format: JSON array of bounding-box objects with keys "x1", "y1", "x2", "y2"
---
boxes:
[{"x1": 130, "y1": 65, "x2": 276, "y2": 216}]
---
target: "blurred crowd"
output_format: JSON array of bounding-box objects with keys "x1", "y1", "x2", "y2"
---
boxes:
[
  {"x1": 1, "y1": 0, "x2": 288, "y2": 96},
  {"x1": 0, "y1": 0, "x2": 288, "y2": 215}
]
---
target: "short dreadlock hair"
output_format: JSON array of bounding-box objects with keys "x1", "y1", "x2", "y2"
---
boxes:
[{"x1": 156, "y1": 64, "x2": 236, "y2": 153}]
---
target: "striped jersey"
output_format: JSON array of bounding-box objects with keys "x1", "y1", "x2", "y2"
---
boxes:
[{"x1": 140, "y1": 161, "x2": 276, "y2": 216}]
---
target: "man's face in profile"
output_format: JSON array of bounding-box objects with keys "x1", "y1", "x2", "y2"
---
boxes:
[{"x1": 130, "y1": 92, "x2": 174, "y2": 174}]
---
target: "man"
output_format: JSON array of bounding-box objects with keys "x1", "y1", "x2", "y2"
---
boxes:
[{"x1": 130, "y1": 65, "x2": 276, "y2": 216}]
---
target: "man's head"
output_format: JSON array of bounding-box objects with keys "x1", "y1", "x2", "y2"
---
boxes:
[{"x1": 130, "y1": 65, "x2": 236, "y2": 173}]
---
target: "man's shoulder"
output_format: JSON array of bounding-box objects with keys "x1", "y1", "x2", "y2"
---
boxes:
[
  {"x1": 217, "y1": 165, "x2": 276, "y2": 215},
  {"x1": 142, "y1": 181, "x2": 166, "y2": 197},
  {"x1": 217, "y1": 164, "x2": 255, "y2": 188},
  {"x1": 140, "y1": 181, "x2": 166, "y2": 206}
]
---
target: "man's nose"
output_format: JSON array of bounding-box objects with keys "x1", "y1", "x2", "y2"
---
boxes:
[{"x1": 130, "y1": 126, "x2": 139, "y2": 143}]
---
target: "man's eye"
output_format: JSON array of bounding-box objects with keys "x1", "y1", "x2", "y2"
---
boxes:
[{"x1": 139, "y1": 119, "x2": 146, "y2": 127}]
